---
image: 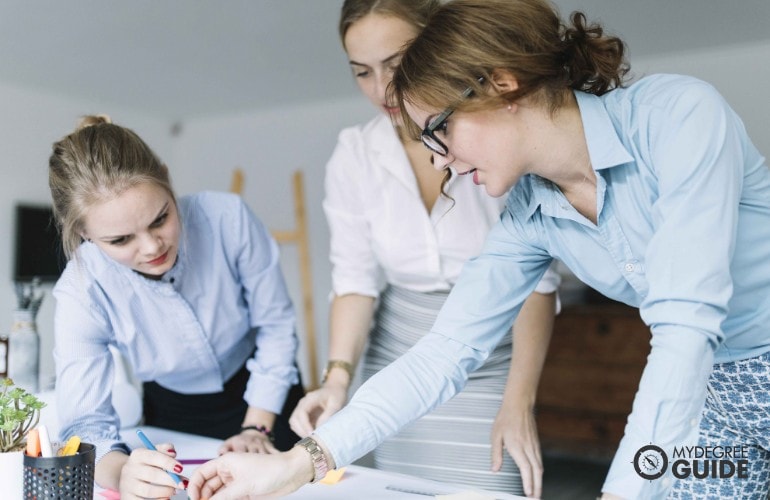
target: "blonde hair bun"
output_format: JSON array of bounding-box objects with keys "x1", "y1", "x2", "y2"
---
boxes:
[{"x1": 76, "y1": 114, "x2": 113, "y2": 131}]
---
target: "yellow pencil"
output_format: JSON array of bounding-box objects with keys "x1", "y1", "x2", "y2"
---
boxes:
[{"x1": 59, "y1": 436, "x2": 81, "y2": 456}]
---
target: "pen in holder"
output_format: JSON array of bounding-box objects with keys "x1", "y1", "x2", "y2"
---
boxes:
[{"x1": 23, "y1": 442, "x2": 95, "y2": 500}]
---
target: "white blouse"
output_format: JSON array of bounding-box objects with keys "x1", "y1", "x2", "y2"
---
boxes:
[{"x1": 324, "y1": 114, "x2": 560, "y2": 297}]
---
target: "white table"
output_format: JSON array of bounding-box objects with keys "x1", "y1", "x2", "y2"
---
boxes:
[{"x1": 94, "y1": 426, "x2": 526, "y2": 499}]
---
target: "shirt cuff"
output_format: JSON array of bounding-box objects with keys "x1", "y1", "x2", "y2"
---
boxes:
[
  {"x1": 243, "y1": 361, "x2": 297, "y2": 414},
  {"x1": 93, "y1": 438, "x2": 131, "y2": 465}
]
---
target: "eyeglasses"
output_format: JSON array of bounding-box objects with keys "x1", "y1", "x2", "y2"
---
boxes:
[{"x1": 420, "y1": 80, "x2": 480, "y2": 156}]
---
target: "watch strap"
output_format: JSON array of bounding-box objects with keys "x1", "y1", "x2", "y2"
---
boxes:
[
  {"x1": 296, "y1": 436, "x2": 329, "y2": 483},
  {"x1": 322, "y1": 359, "x2": 355, "y2": 384}
]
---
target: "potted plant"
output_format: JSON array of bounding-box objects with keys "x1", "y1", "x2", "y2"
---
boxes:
[{"x1": 0, "y1": 378, "x2": 46, "y2": 498}]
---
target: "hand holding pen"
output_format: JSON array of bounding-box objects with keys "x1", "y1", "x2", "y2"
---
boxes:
[{"x1": 118, "y1": 429, "x2": 187, "y2": 497}]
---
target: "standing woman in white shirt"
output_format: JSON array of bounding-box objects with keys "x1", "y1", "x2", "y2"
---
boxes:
[
  {"x1": 48, "y1": 115, "x2": 304, "y2": 498},
  {"x1": 288, "y1": 0, "x2": 559, "y2": 495}
]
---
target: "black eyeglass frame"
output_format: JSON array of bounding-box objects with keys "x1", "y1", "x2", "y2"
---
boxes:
[{"x1": 420, "y1": 77, "x2": 484, "y2": 156}]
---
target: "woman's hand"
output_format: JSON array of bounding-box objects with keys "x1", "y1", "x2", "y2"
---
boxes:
[
  {"x1": 118, "y1": 443, "x2": 186, "y2": 499},
  {"x1": 288, "y1": 383, "x2": 348, "y2": 437},
  {"x1": 218, "y1": 428, "x2": 277, "y2": 455},
  {"x1": 492, "y1": 290, "x2": 556, "y2": 498},
  {"x1": 491, "y1": 404, "x2": 543, "y2": 498},
  {"x1": 188, "y1": 447, "x2": 314, "y2": 500}
]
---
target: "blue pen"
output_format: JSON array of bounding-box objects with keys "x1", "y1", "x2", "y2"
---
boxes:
[{"x1": 135, "y1": 429, "x2": 183, "y2": 487}]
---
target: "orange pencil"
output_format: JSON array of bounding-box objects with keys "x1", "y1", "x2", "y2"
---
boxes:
[{"x1": 26, "y1": 428, "x2": 41, "y2": 457}]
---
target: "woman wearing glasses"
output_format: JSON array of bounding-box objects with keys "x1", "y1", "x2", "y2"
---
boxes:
[
  {"x1": 287, "y1": 0, "x2": 559, "y2": 495},
  {"x1": 192, "y1": 0, "x2": 769, "y2": 498},
  {"x1": 392, "y1": 1, "x2": 770, "y2": 495}
]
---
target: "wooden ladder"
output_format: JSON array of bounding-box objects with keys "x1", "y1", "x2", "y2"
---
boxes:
[{"x1": 231, "y1": 168, "x2": 319, "y2": 389}]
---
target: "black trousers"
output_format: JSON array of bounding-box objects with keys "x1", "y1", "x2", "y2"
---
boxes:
[{"x1": 143, "y1": 362, "x2": 304, "y2": 451}]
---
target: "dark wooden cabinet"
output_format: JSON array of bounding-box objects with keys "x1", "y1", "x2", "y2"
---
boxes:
[{"x1": 536, "y1": 303, "x2": 650, "y2": 459}]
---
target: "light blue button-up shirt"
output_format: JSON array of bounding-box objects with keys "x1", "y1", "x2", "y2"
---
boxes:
[
  {"x1": 54, "y1": 191, "x2": 299, "y2": 461},
  {"x1": 315, "y1": 74, "x2": 770, "y2": 499}
]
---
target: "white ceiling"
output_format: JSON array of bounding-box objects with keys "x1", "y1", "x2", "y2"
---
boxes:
[{"x1": 2, "y1": 0, "x2": 769, "y2": 121}]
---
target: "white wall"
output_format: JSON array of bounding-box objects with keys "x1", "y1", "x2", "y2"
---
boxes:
[{"x1": 0, "y1": 81, "x2": 173, "y2": 389}]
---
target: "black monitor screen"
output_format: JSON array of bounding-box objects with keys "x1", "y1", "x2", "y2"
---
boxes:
[{"x1": 14, "y1": 204, "x2": 67, "y2": 282}]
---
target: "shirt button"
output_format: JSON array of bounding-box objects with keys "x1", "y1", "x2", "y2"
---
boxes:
[{"x1": 624, "y1": 263, "x2": 635, "y2": 272}]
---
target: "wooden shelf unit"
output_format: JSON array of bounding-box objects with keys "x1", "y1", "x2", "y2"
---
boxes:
[{"x1": 536, "y1": 302, "x2": 650, "y2": 459}]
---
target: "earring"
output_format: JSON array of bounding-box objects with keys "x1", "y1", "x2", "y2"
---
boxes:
[{"x1": 507, "y1": 104, "x2": 512, "y2": 111}]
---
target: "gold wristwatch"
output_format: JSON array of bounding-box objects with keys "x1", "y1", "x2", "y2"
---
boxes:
[
  {"x1": 296, "y1": 436, "x2": 329, "y2": 483},
  {"x1": 321, "y1": 359, "x2": 355, "y2": 384}
]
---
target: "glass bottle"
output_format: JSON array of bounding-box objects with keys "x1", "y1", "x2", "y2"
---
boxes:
[{"x1": 7, "y1": 309, "x2": 39, "y2": 393}]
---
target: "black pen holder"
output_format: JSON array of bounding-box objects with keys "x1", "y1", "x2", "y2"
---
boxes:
[{"x1": 23, "y1": 442, "x2": 95, "y2": 499}]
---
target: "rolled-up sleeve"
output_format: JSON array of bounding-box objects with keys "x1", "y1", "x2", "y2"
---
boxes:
[
  {"x1": 323, "y1": 130, "x2": 384, "y2": 298},
  {"x1": 233, "y1": 198, "x2": 299, "y2": 414}
]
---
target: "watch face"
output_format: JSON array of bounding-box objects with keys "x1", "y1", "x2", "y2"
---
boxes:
[{"x1": 633, "y1": 445, "x2": 668, "y2": 480}]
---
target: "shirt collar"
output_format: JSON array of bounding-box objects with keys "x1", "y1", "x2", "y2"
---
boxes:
[
  {"x1": 523, "y1": 90, "x2": 634, "y2": 220},
  {"x1": 574, "y1": 90, "x2": 634, "y2": 172},
  {"x1": 369, "y1": 115, "x2": 421, "y2": 196}
]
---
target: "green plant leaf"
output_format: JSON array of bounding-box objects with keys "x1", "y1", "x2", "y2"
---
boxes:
[
  {"x1": 0, "y1": 379, "x2": 46, "y2": 453},
  {"x1": 8, "y1": 388, "x2": 24, "y2": 399}
]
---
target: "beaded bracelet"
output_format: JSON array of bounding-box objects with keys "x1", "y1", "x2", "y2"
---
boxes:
[{"x1": 241, "y1": 425, "x2": 275, "y2": 442}]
